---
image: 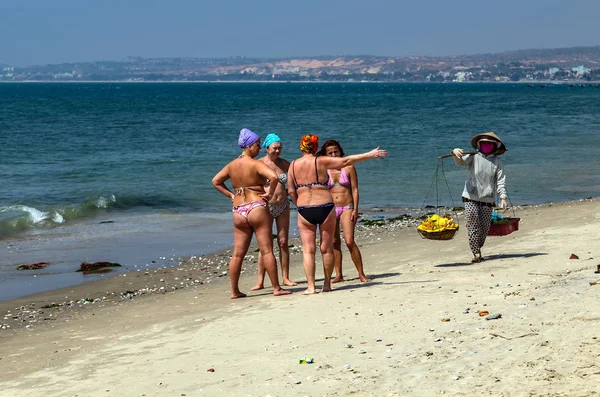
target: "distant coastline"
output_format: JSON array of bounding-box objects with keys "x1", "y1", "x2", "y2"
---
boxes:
[
  {"x1": 2, "y1": 45, "x2": 600, "y2": 83},
  {"x1": 2, "y1": 80, "x2": 600, "y2": 84}
]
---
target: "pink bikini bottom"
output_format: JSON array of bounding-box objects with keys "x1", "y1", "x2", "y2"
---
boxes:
[
  {"x1": 335, "y1": 204, "x2": 354, "y2": 220},
  {"x1": 233, "y1": 201, "x2": 266, "y2": 220}
]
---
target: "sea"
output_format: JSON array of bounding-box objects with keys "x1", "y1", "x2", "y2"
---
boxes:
[{"x1": 1, "y1": 82, "x2": 600, "y2": 301}]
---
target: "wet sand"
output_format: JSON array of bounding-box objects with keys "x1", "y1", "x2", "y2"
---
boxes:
[{"x1": 1, "y1": 199, "x2": 599, "y2": 396}]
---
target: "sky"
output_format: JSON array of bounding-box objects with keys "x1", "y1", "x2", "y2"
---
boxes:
[{"x1": 1, "y1": 0, "x2": 599, "y2": 66}]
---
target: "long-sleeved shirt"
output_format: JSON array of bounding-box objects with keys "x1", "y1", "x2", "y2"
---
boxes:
[{"x1": 453, "y1": 152, "x2": 507, "y2": 204}]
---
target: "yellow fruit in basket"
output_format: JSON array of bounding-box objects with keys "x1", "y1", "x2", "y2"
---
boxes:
[
  {"x1": 418, "y1": 213, "x2": 459, "y2": 233},
  {"x1": 417, "y1": 222, "x2": 430, "y2": 231}
]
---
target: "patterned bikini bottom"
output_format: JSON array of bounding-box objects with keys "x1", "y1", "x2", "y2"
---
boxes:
[
  {"x1": 232, "y1": 201, "x2": 266, "y2": 220},
  {"x1": 269, "y1": 198, "x2": 290, "y2": 218}
]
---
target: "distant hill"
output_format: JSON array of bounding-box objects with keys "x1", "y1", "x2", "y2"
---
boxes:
[
  {"x1": 495, "y1": 45, "x2": 600, "y2": 64},
  {"x1": 2, "y1": 45, "x2": 600, "y2": 82}
]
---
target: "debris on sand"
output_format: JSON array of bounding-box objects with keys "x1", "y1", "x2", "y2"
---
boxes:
[
  {"x1": 16, "y1": 262, "x2": 49, "y2": 270},
  {"x1": 77, "y1": 262, "x2": 122, "y2": 273}
]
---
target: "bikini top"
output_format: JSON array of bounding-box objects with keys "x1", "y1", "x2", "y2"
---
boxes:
[
  {"x1": 265, "y1": 172, "x2": 287, "y2": 188},
  {"x1": 292, "y1": 157, "x2": 329, "y2": 189},
  {"x1": 327, "y1": 168, "x2": 350, "y2": 189}
]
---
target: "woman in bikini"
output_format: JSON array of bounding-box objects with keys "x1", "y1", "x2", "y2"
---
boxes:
[
  {"x1": 212, "y1": 128, "x2": 292, "y2": 299},
  {"x1": 317, "y1": 140, "x2": 371, "y2": 283},
  {"x1": 288, "y1": 134, "x2": 387, "y2": 294},
  {"x1": 252, "y1": 133, "x2": 297, "y2": 290}
]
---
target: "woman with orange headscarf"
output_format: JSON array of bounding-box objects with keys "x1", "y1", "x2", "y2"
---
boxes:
[{"x1": 288, "y1": 134, "x2": 387, "y2": 294}]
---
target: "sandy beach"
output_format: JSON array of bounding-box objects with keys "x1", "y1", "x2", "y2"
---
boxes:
[{"x1": 1, "y1": 199, "x2": 599, "y2": 396}]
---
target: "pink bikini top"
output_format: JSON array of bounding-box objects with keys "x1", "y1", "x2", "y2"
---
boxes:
[{"x1": 327, "y1": 168, "x2": 350, "y2": 189}]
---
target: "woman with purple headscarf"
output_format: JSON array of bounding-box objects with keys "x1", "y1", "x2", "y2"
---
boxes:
[{"x1": 212, "y1": 128, "x2": 292, "y2": 298}]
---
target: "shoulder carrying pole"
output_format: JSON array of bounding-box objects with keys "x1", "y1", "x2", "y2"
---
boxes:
[{"x1": 438, "y1": 151, "x2": 478, "y2": 159}]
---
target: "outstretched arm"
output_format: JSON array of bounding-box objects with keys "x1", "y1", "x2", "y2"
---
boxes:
[{"x1": 320, "y1": 147, "x2": 387, "y2": 170}]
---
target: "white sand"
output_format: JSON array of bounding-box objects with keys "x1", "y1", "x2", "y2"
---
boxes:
[{"x1": 0, "y1": 200, "x2": 599, "y2": 396}]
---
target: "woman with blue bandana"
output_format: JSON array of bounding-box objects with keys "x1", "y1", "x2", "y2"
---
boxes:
[
  {"x1": 212, "y1": 128, "x2": 292, "y2": 298},
  {"x1": 252, "y1": 133, "x2": 297, "y2": 290}
]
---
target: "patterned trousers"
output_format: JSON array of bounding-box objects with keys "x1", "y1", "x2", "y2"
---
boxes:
[{"x1": 464, "y1": 201, "x2": 493, "y2": 256}]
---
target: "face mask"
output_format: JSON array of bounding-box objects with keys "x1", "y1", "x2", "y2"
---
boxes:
[{"x1": 479, "y1": 142, "x2": 496, "y2": 154}]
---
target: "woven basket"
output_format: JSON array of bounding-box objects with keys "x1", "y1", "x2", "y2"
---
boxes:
[
  {"x1": 418, "y1": 227, "x2": 459, "y2": 241},
  {"x1": 488, "y1": 218, "x2": 520, "y2": 236}
]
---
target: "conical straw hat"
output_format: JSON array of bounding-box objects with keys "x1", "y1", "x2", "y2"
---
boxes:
[{"x1": 470, "y1": 132, "x2": 507, "y2": 155}]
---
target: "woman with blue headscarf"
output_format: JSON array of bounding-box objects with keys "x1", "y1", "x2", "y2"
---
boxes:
[
  {"x1": 212, "y1": 128, "x2": 292, "y2": 298},
  {"x1": 252, "y1": 133, "x2": 297, "y2": 291}
]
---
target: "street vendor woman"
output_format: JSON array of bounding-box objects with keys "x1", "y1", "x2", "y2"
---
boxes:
[{"x1": 452, "y1": 132, "x2": 508, "y2": 263}]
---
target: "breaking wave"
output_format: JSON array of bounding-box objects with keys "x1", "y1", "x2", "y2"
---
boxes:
[{"x1": 0, "y1": 195, "x2": 185, "y2": 238}]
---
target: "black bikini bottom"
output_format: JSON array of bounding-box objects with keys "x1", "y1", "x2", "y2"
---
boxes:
[{"x1": 297, "y1": 203, "x2": 334, "y2": 225}]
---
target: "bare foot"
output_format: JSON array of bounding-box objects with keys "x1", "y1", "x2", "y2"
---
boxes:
[
  {"x1": 359, "y1": 275, "x2": 372, "y2": 282},
  {"x1": 301, "y1": 289, "x2": 318, "y2": 295},
  {"x1": 231, "y1": 291, "x2": 247, "y2": 299},
  {"x1": 283, "y1": 279, "x2": 297, "y2": 287},
  {"x1": 321, "y1": 285, "x2": 333, "y2": 293},
  {"x1": 273, "y1": 288, "x2": 292, "y2": 296},
  {"x1": 250, "y1": 284, "x2": 264, "y2": 291},
  {"x1": 332, "y1": 276, "x2": 344, "y2": 283}
]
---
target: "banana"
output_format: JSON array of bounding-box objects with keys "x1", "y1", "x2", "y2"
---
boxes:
[{"x1": 418, "y1": 214, "x2": 459, "y2": 232}]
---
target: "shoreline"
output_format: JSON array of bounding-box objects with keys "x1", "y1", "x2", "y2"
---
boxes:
[
  {"x1": 0, "y1": 197, "x2": 594, "y2": 333},
  {"x1": 0, "y1": 210, "x2": 420, "y2": 333},
  {"x1": 0, "y1": 207, "x2": 405, "y2": 302},
  {"x1": 0, "y1": 197, "x2": 599, "y2": 395}
]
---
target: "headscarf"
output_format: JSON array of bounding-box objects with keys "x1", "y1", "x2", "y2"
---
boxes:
[
  {"x1": 300, "y1": 134, "x2": 319, "y2": 154},
  {"x1": 262, "y1": 133, "x2": 281, "y2": 149},
  {"x1": 238, "y1": 128, "x2": 260, "y2": 148}
]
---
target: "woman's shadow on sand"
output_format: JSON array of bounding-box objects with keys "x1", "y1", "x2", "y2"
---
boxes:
[
  {"x1": 435, "y1": 252, "x2": 547, "y2": 268},
  {"x1": 248, "y1": 272, "x2": 402, "y2": 296}
]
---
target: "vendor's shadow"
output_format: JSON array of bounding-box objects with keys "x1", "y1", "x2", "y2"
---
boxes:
[{"x1": 435, "y1": 252, "x2": 547, "y2": 268}]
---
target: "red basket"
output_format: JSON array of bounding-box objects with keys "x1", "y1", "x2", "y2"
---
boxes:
[{"x1": 488, "y1": 218, "x2": 520, "y2": 236}]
